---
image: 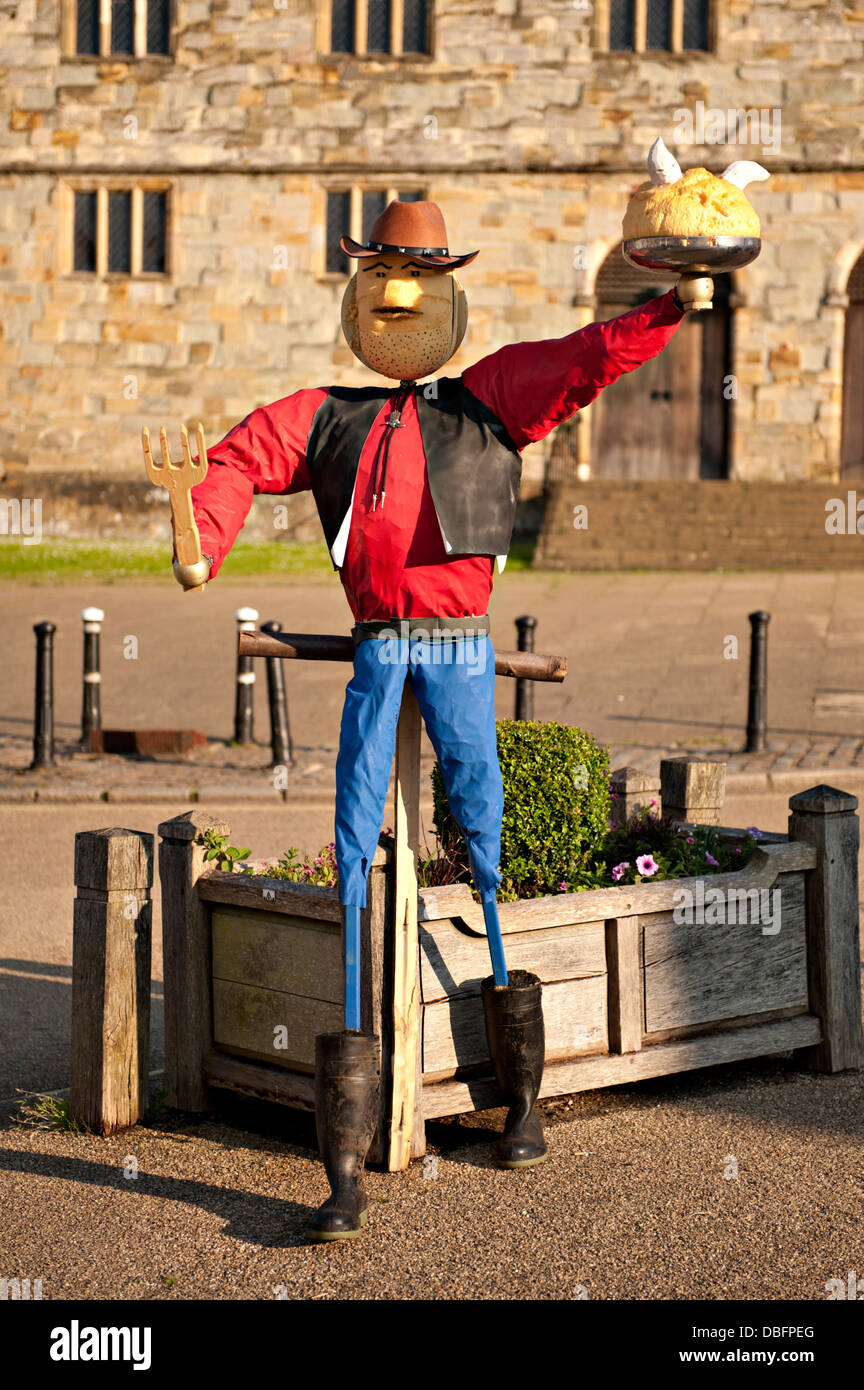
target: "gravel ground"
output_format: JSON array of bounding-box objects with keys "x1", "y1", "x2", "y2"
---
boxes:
[{"x1": 1, "y1": 1057, "x2": 861, "y2": 1302}]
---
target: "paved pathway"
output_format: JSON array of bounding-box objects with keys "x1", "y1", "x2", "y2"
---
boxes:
[
  {"x1": 3, "y1": 570, "x2": 863, "y2": 1301},
  {"x1": 3, "y1": 570, "x2": 864, "y2": 773}
]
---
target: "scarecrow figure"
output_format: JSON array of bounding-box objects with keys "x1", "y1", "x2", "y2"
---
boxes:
[{"x1": 166, "y1": 201, "x2": 697, "y2": 1241}]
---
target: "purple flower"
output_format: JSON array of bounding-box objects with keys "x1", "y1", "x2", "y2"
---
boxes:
[
  {"x1": 612, "y1": 862, "x2": 630, "y2": 882},
  {"x1": 636, "y1": 854, "x2": 658, "y2": 877},
  {"x1": 705, "y1": 852, "x2": 719, "y2": 867},
  {"x1": 747, "y1": 826, "x2": 764, "y2": 840},
  {"x1": 734, "y1": 846, "x2": 742, "y2": 854}
]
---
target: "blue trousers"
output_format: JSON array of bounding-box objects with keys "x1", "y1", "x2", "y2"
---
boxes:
[{"x1": 334, "y1": 634, "x2": 504, "y2": 909}]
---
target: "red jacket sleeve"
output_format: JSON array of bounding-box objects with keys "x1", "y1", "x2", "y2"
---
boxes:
[
  {"x1": 190, "y1": 388, "x2": 326, "y2": 577},
  {"x1": 462, "y1": 289, "x2": 685, "y2": 449}
]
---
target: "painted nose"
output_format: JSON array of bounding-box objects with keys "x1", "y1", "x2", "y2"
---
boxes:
[{"x1": 380, "y1": 277, "x2": 423, "y2": 310}]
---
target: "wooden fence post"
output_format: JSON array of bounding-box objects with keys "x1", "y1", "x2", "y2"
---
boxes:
[
  {"x1": 70, "y1": 828, "x2": 154, "y2": 1134},
  {"x1": 660, "y1": 757, "x2": 726, "y2": 825},
  {"x1": 158, "y1": 811, "x2": 230, "y2": 1111},
  {"x1": 386, "y1": 686, "x2": 425, "y2": 1171},
  {"x1": 788, "y1": 785, "x2": 863, "y2": 1073}
]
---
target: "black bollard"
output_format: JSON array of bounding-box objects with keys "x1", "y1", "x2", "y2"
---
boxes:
[
  {"x1": 31, "y1": 620, "x2": 56, "y2": 769},
  {"x1": 745, "y1": 610, "x2": 770, "y2": 752},
  {"x1": 261, "y1": 619, "x2": 294, "y2": 769},
  {"x1": 234, "y1": 607, "x2": 259, "y2": 745},
  {"x1": 514, "y1": 615, "x2": 537, "y2": 721},
  {"x1": 80, "y1": 606, "x2": 103, "y2": 745}
]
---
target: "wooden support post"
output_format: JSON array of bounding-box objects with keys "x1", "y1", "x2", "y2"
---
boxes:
[
  {"x1": 70, "y1": 828, "x2": 154, "y2": 1134},
  {"x1": 364, "y1": 838, "x2": 393, "y2": 1167},
  {"x1": 158, "y1": 811, "x2": 230, "y2": 1111},
  {"x1": 610, "y1": 766, "x2": 660, "y2": 825},
  {"x1": 605, "y1": 917, "x2": 642, "y2": 1054},
  {"x1": 788, "y1": 785, "x2": 863, "y2": 1073},
  {"x1": 660, "y1": 757, "x2": 726, "y2": 826},
  {"x1": 387, "y1": 685, "x2": 424, "y2": 1170}
]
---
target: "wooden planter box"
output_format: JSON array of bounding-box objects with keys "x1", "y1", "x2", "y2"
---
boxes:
[
  {"x1": 154, "y1": 772, "x2": 863, "y2": 1171},
  {"x1": 69, "y1": 636, "x2": 863, "y2": 1150}
]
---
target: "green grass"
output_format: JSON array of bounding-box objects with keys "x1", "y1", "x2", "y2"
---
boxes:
[
  {"x1": 0, "y1": 537, "x2": 539, "y2": 582},
  {"x1": 14, "y1": 1093, "x2": 91, "y2": 1133},
  {"x1": 0, "y1": 539, "x2": 334, "y2": 583}
]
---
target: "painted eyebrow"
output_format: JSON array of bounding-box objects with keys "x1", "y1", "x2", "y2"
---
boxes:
[{"x1": 361, "y1": 260, "x2": 393, "y2": 272}]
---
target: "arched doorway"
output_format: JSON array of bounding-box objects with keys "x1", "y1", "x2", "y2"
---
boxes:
[
  {"x1": 577, "y1": 245, "x2": 732, "y2": 479},
  {"x1": 841, "y1": 252, "x2": 864, "y2": 481}
]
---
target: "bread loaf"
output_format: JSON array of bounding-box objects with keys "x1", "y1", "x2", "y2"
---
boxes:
[{"x1": 622, "y1": 167, "x2": 761, "y2": 241}]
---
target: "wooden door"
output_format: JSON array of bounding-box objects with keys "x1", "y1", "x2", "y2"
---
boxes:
[
  {"x1": 841, "y1": 301, "x2": 864, "y2": 482},
  {"x1": 589, "y1": 295, "x2": 729, "y2": 480}
]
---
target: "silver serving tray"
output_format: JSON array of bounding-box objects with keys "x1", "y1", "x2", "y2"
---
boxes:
[{"x1": 622, "y1": 236, "x2": 762, "y2": 275}]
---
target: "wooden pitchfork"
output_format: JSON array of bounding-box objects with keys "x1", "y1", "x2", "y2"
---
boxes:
[{"x1": 142, "y1": 422, "x2": 209, "y2": 594}]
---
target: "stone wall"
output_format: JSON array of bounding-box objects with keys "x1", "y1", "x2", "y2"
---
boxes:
[{"x1": 0, "y1": 0, "x2": 862, "y2": 490}]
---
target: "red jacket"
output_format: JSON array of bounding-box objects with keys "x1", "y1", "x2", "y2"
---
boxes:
[{"x1": 191, "y1": 290, "x2": 685, "y2": 620}]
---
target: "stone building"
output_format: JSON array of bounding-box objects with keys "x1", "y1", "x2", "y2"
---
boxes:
[{"x1": 0, "y1": 0, "x2": 863, "y2": 552}]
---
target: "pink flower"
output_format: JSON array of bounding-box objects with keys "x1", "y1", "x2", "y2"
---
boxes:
[
  {"x1": 612, "y1": 862, "x2": 630, "y2": 882},
  {"x1": 705, "y1": 852, "x2": 719, "y2": 867},
  {"x1": 636, "y1": 854, "x2": 658, "y2": 877},
  {"x1": 649, "y1": 798, "x2": 657, "y2": 806},
  {"x1": 686, "y1": 836, "x2": 695, "y2": 845},
  {"x1": 734, "y1": 846, "x2": 742, "y2": 854},
  {"x1": 559, "y1": 881, "x2": 568, "y2": 892}
]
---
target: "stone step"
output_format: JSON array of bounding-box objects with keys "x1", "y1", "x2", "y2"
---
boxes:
[{"x1": 537, "y1": 481, "x2": 864, "y2": 571}]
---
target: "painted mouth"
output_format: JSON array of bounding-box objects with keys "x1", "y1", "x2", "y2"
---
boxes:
[{"x1": 374, "y1": 307, "x2": 421, "y2": 319}]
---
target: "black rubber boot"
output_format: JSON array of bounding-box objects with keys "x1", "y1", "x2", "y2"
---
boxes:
[
  {"x1": 307, "y1": 1030, "x2": 379, "y2": 1242},
  {"x1": 481, "y1": 969, "x2": 548, "y2": 1169}
]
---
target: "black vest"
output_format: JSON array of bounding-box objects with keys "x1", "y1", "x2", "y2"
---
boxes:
[{"x1": 304, "y1": 378, "x2": 522, "y2": 568}]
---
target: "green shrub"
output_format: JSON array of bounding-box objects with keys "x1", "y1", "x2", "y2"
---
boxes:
[{"x1": 431, "y1": 719, "x2": 611, "y2": 899}]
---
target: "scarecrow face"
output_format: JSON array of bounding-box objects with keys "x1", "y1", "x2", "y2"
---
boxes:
[{"x1": 342, "y1": 258, "x2": 468, "y2": 381}]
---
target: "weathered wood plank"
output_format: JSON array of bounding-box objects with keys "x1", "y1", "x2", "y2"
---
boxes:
[
  {"x1": 199, "y1": 872, "x2": 342, "y2": 922},
  {"x1": 417, "y1": 842, "x2": 817, "y2": 934},
  {"x1": 212, "y1": 979, "x2": 341, "y2": 1070},
  {"x1": 606, "y1": 917, "x2": 642, "y2": 1053},
  {"x1": 420, "y1": 1014, "x2": 823, "y2": 1118},
  {"x1": 364, "y1": 851, "x2": 392, "y2": 1165},
  {"x1": 70, "y1": 827, "x2": 154, "y2": 1135},
  {"x1": 203, "y1": 1051, "x2": 316, "y2": 1110},
  {"x1": 642, "y1": 874, "x2": 808, "y2": 1033},
  {"x1": 212, "y1": 908, "x2": 342, "y2": 1000},
  {"x1": 159, "y1": 811, "x2": 232, "y2": 1111},
  {"x1": 789, "y1": 785, "x2": 864, "y2": 1072},
  {"x1": 422, "y1": 977, "x2": 608, "y2": 1081},
  {"x1": 419, "y1": 918, "x2": 606, "y2": 1005},
  {"x1": 388, "y1": 686, "x2": 423, "y2": 1170}
]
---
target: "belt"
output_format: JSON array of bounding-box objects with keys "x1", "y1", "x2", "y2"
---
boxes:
[{"x1": 351, "y1": 615, "x2": 490, "y2": 646}]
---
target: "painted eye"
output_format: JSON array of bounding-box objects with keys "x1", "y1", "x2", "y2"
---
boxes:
[
  {"x1": 376, "y1": 271, "x2": 386, "y2": 278},
  {"x1": 411, "y1": 270, "x2": 420, "y2": 277}
]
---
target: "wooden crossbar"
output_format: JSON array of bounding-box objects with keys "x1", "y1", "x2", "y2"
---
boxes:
[{"x1": 239, "y1": 629, "x2": 567, "y2": 682}]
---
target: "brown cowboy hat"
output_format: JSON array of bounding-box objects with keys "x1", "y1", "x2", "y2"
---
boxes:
[{"x1": 340, "y1": 199, "x2": 479, "y2": 269}]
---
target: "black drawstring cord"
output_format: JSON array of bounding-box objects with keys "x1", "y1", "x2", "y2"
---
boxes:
[{"x1": 371, "y1": 382, "x2": 412, "y2": 510}]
